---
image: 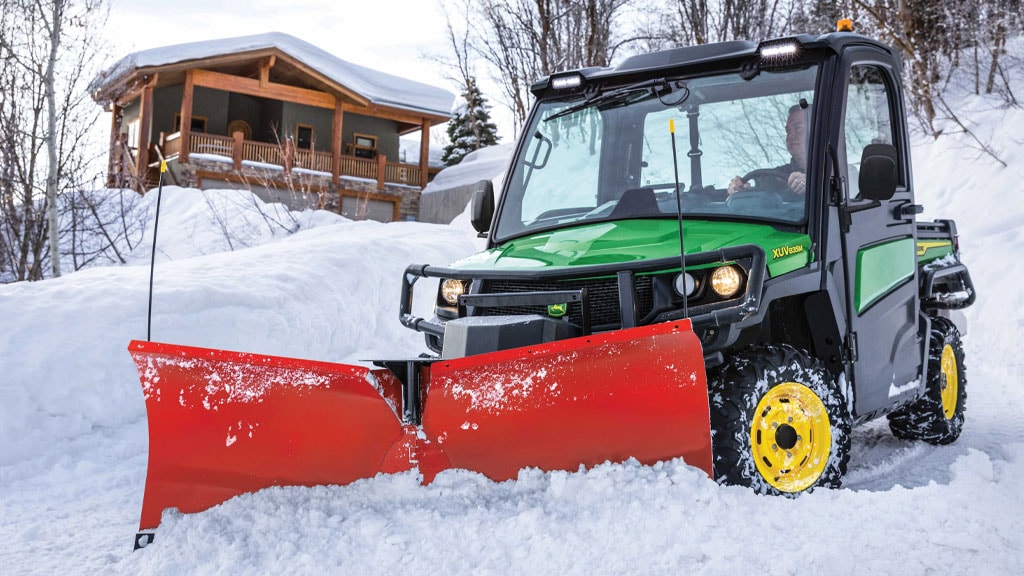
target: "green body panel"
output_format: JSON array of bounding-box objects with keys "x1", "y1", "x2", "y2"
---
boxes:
[
  {"x1": 452, "y1": 220, "x2": 811, "y2": 277},
  {"x1": 916, "y1": 239, "x2": 953, "y2": 265},
  {"x1": 856, "y1": 237, "x2": 916, "y2": 314}
]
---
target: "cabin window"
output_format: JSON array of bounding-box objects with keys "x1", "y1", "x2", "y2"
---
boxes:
[
  {"x1": 350, "y1": 133, "x2": 378, "y2": 159},
  {"x1": 296, "y1": 124, "x2": 314, "y2": 150},
  {"x1": 174, "y1": 114, "x2": 207, "y2": 133}
]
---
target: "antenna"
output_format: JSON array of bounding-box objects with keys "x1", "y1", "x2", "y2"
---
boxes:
[
  {"x1": 669, "y1": 119, "x2": 688, "y2": 319},
  {"x1": 146, "y1": 162, "x2": 167, "y2": 342}
]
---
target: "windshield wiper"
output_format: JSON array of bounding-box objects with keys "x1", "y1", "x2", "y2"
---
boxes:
[{"x1": 544, "y1": 78, "x2": 688, "y2": 123}]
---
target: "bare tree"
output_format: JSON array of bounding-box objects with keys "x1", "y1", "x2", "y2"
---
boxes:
[
  {"x1": 0, "y1": 0, "x2": 109, "y2": 282},
  {"x1": 653, "y1": 0, "x2": 791, "y2": 48},
  {"x1": 853, "y1": 0, "x2": 1022, "y2": 132},
  {"x1": 447, "y1": 0, "x2": 656, "y2": 131}
]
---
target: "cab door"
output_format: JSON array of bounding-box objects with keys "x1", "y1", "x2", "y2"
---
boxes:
[{"x1": 837, "y1": 55, "x2": 923, "y2": 417}]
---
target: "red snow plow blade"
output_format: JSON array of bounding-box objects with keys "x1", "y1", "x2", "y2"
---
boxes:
[{"x1": 129, "y1": 320, "x2": 711, "y2": 532}]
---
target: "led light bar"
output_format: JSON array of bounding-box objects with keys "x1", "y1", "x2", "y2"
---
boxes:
[
  {"x1": 760, "y1": 43, "x2": 799, "y2": 58},
  {"x1": 551, "y1": 74, "x2": 582, "y2": 90}
]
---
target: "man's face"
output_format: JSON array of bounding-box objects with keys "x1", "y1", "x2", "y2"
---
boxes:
[{"x1": 786, "y1": 110, "x2": 807, "y2": 167}]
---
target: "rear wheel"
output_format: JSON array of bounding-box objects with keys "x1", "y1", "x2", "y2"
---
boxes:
[
  {"x1": 709, "y1": 345, "x2": 851, "y2": 494},
  {"x1": 887, "y1": 316, "x2": 966, "y2": 444}
]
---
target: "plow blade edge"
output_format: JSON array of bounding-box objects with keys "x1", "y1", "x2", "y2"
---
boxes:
[{"x1": 130, "y1": 320, "x2": 711, "y2": 531}]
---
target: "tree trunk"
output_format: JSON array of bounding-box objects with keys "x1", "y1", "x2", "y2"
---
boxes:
[{"x1": 44, "y1": 0, "x2": 64, "y2": 278}]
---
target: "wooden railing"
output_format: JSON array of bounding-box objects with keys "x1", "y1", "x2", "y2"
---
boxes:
[
  {"x1": 340, "y1": 155, "x2": 377, "y2": 179},
  {"x1": 242, "y1": 140, "x2": 283, "y2": 165},
  {"x1": 293, "y1": 149, "x2": 333, "y2": 173},
  {"x1": 158, "y1": 131, "x2": 423, "y2": 187},
  {"x1": 385, "y1": 163, "x2": 421, "y2": 185},
  {"x1": 190, "y1": 133, "x2": 235, "y2": 157}
]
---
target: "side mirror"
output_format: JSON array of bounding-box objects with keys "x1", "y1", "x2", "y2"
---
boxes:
[
  {"x1": 470, "y1": 179, "x2": 494, "y2": 233},
  {"x1": 858, "y1": 143, "x2": 898, "y2": 201}
]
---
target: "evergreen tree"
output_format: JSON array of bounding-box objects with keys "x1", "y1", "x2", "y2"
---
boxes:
[{"x1": 442, "y1": 77, "x2": 500, "y2": 166}]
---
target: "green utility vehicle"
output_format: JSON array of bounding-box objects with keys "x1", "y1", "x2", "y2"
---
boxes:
[
  {"x1": 400, "y1": 29, "x2": 976, "y2": 493},
  {"x1": 128, "y1": 28, "x2": 980, "y2": 540}
]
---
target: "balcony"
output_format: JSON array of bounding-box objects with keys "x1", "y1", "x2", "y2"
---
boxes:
[{"x1": 160, "y1": 131, "x2": 423, "y2": 188}]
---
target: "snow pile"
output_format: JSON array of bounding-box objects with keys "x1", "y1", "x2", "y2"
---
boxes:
[{"x1": 422, "y1": 143, "x2": 514, "y2": 195}]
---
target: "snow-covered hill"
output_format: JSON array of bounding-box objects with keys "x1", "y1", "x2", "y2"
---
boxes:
[{"x1": 2, "y1": 97, "x2": 1022, "y2": 574}]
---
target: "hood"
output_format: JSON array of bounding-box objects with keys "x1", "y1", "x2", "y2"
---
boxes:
[{"x1": 451, "y1": 219, "x2": 811, "y2": 277}]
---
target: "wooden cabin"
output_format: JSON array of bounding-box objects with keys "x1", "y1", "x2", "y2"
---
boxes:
[{"x1": 89, "y1": 33, "x2": 454, "y2": 222}]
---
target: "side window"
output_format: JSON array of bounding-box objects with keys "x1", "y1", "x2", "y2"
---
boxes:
[{"x1": 843, "y1": 65, "x2": 896, "y2": 199}]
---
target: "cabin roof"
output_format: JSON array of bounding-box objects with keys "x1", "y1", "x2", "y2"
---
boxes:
[{"x1": 90, "y1": 32, "x2": 454, "y2": 119}]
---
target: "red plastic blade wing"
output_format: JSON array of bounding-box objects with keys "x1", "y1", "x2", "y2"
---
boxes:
[
  {"x1": 129, "y1": 340, "x2": 404, "y2": 530},
  {"x1": 421, "y1": 320, "x2": 712, "y2": 481}
]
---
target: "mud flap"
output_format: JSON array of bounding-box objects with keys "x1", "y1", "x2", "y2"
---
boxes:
[
  {"x1": 422, "y1": 320, "x2": 712, "y2": 481},
  {"x1": 129, "y1": 340, "x2": 406, "y2": 531},
  {"x1": 129, "y1": 320, "x2": 711, "y2": 532}
]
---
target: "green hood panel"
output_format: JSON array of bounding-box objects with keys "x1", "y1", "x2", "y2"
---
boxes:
[{"x1": 451, "y1": 219, "x2": 811, "y2": 277}]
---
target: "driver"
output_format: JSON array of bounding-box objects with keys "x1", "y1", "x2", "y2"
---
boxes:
[{"x1": 727, "y1": 104, "x2": 808, "y2": 198}]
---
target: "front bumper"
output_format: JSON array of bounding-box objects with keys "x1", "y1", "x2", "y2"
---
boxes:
[{"x1": 400, "y1": 244, "x2": 767, "y2": 357}]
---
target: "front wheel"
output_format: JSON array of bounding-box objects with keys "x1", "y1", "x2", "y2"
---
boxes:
[
  {"x1": 887, "y1": 316, "x2": 966, "y2": 444},
  {"x1": 709, "y1": 345, "x2": 852, "y2": 494}
]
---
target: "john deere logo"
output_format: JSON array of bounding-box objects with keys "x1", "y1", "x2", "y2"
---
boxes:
[{"x1": 547, "y1": 303, "x2": 568, "y2": 317}]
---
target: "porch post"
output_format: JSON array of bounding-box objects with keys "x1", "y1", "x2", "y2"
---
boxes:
[
  {"x1": 180, "y1": 70, "x2": 194, "y2": 163},
  {"x1": 107, "y1": 104, "x2": 121, "y2": 188},
  {"x1": 377, "y1": 154, "x2": 387, "y2": 190},
  {"x1": 419, "y1": 118, "x2": 431, "y2": 188},
  {"x1": 137, "y1": 81, "x2": 154, "y2": 188},
  {"x1": 232, "y1": 131, "x2": 243, "y2": 170},
  {"x1": 332, "y1": 99, "x2": 343, "y2": 185}
]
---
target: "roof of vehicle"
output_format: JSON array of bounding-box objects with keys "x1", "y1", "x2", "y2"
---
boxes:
[{"x1": 532, "y1": 32, "x2": 896, "y2": 96}]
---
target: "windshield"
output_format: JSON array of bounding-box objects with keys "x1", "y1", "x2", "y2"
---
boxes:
[{"x1": 493, "y1": 66, "x2": 819, "y2": 242}]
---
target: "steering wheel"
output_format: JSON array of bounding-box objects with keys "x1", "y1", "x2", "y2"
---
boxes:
[{"x1": 741, "y1": 168, "x2": 789, "y2": 192}]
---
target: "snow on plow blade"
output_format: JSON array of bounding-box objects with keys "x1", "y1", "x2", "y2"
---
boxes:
[{"x1": 129, "y1": 320, "x2": 711, "y2": 532}]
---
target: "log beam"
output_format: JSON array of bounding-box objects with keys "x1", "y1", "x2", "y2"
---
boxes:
[
  {"x1": 192, "y1": 68, "x2": 336, "y2": 109},
  {"x1": 341, "y1": 101, "x2": 446, "y2": 128},
  {"x1": 259, "y1": 55, "x2": 276, "y2": 88},
  {"x1": 332, "y1": 100, "x2": 343, "y2": 185},
  {"x1": 137, "y1": 79, "x2": 155, "y2": 189},
  {"x1": 179, "y1": 70, "x2": 194, "y2": 163},
  {"x1": 419, "y1": 119, "x2": 431, "y2": 188},
  {"x1": 107, "y1": 104, "x2": 121, "y2": 188}
]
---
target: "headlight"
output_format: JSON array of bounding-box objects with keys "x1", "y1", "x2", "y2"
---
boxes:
[
  {"x1": 440, "y1": 278, "x2": 468, "y2": 306},
  {"x1": 710, "y1": 266, "x2": 743, "y2": 298},
  {"x1": 673, "y1": 272, "x2": 697, "y2": 297}
]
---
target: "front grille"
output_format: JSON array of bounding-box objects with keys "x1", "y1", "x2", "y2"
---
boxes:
[{"x1": 480, "y1": 276, "x2": 655, "y2": 329}]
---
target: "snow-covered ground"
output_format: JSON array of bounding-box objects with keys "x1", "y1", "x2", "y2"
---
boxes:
[{"x1": 3, "y1": 99, "x2": 1023, "y2": 573}]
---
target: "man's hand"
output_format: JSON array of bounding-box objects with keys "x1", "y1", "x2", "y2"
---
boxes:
[
  {"x1": 728, "y1": 176, "x2": 749, "y2": 195},
  {"x1": 788, "y1": 171, "x2": 807, "y2": 195}
]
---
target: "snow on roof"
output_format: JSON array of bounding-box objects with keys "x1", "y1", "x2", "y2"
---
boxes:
[{"x1": 91, "y1": 32, "x2": 455, "y2": 118}]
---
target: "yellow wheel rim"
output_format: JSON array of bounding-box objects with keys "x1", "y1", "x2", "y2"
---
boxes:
[
  {"x1": 750, "y1": 382, "x2": 832, "y2": 492},
  {"x1": 940, "y1": 344, "x2": 959, "y2": 419}
]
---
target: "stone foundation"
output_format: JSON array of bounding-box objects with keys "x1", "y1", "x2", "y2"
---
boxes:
[{"x1": 172, "y1": 157, "x2": 422, "y2": 222}]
